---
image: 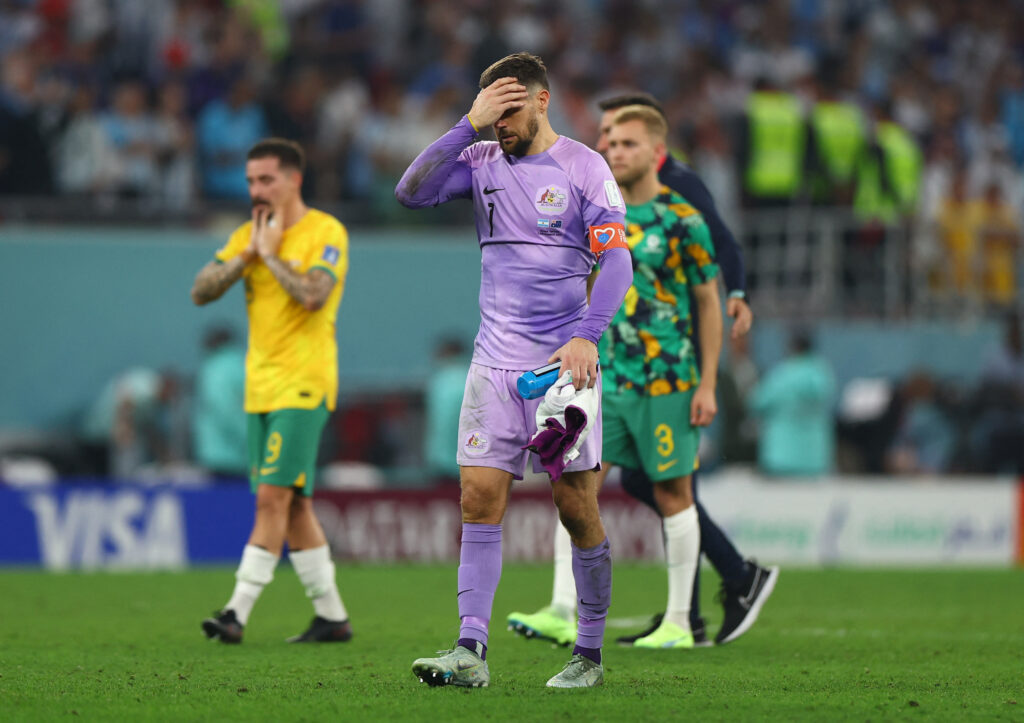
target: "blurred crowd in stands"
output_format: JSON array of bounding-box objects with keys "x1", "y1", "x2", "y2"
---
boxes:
[{"x1": 1, "y1": 1, "x2": 1022, "y2": 289}]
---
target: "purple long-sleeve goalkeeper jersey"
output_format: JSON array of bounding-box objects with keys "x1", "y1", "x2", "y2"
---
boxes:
[{"x1": 396, "y1": 115, "x2": 629, "y2": 369}]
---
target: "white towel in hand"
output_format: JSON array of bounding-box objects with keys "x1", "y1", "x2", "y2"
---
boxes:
[{"x1": 524, "y1": 370, "x2": 599, "y2": 480}]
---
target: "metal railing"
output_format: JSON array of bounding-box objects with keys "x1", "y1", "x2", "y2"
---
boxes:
[
  {"x1": 736, "y1": 207, "x2": 1020, "y2": 320},
  {"x1": 2, "y1": 194, "x2": 1017, "y2": 320}
]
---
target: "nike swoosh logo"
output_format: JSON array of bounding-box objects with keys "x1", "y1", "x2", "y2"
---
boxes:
[
  {"x1": 456, "y1": 661, "x2": 479, "y2": 671},
  {"x1": 657, "y1": 459, "x2": 678, "y2": 473},
  {"x1": 483, "y1": 187, "x2": 504, "y2": 195}
]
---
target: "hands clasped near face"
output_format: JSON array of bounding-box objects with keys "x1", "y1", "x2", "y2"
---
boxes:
[{"x1": 247, "y1": 204, "x2": 284, "y2": 262}]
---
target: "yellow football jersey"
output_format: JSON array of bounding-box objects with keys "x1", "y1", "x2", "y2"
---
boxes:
[{"x1": 215, "y1": 208, "x2": 349, "y2": 413}]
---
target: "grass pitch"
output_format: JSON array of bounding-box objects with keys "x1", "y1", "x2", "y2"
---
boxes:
[{"x1": 1, "y1": 564, "x2": 1022, "y2": 721}]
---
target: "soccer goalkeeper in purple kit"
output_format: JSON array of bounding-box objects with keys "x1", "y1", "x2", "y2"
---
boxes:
[{"x1": 395, "y1": 52, "x2": 632, "y2": 689}]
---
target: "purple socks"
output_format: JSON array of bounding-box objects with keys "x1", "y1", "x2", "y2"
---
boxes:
[
  {"x1": 571, "y1": 537, "x2": 612, "y2": 664},
  {"x1": 457, "y1": 523, "x2": 502, "y2": 657}
]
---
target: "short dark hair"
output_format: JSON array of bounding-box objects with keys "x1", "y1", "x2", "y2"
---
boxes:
[
  {"x1": 479, "y1": 52, "x2": 549, "y2": 91},
  {"x1": 247, "y1": 138, "x2": 305, "y2": 173},
  {"x1": 598, "y1": 92, "x2": 666, "y2": 119}
]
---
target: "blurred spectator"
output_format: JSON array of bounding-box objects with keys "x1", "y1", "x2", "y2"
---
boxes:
[
  {"x1": 80, "y1": 367, "x2": 186, "y2": 479},
  {"x1": 316, "y1": 0, "x2": 372, "y2": 73},
  {"x1": 197, "y1": 75, "x2": 268, "y2": 199},
  {"x1": 0, "y1": 50, "x2": 53, "y2": 195},
  {"x1": 263, "y1": 65, "x2": 323, "y2": 197},
  {"x1": 54, "y1": 82, "x2": 118, "y2": 194},
  {"x1": 931, "y1": 169, "x2": 1021, "y2": 306},
  {"x1": 932, "y1": 163, "x2": 975, "y2": 299},
  {"x1": 1000, "y1": 62, "x2": 1024, "y2": 168},
  {"x1": 228, "y1": 0, "x2": 289, "y2": 62},
  {"x1": 192, "y1": 325, "x2": 247, "y2": 480},
  {"x1": 807, "y1": 59, "x2": 866, "y2": 207},
  {"x1": 424, "y1": 336, "x2": 470, "y2": 483},
  {"x1": 916, "y1": 132, "x2": 958, "y2": 268},
  {"x1": 104, "y1": 0, "x2": 177, "y2": 79},
  {"x1": 689, "y1": 104, "x2": 740, "y2": 228},
  {"x1": 886, "y1": 372, "x2": 956, "y2": 474},
  {"x1": 186, "y1": 15, "x2": 253, "y2": 115},
  {"x1": 975, "y1": 182, "x2": 1020, "y2": 308},
  {"x1": 0, "y1": 1, "x2": 42, "y2": 53},
  {"x1": 348, "y1": 82, "x2": 456, "y2": 205},
  {"x1": 315, "y1": 65, "x2": 369, "y2": 199},
  {"x1": 972, "y1": 312, "x2": 1024, "y2": 473},
  {"x1": 854, "y1": 102, "x2": 922, "y2": 225},
  {"x1": 153, "y1": 80, "x2": 197, "y2": 207},
  {"x1": 99, "y1": 80, "x2": 161, "y2": 197},
  {"x1": 749, "y1": 330, "x2": 836, "y2": 477},
  {"x1": 835, "y1": 377, "x2": 902, "y2": 474},
  {"x1": 739, "y1": 77, "x2": 806, "y2": 209}
]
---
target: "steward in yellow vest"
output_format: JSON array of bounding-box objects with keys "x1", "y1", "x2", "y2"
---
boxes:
[{"x1": 741, "y1": 79, "x2": 806, "y2": 207}]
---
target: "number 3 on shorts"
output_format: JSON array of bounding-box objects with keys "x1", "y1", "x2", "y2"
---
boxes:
[
  {"x1": 265, "y1": 431, "x2": 283, "y2": 464},
  {"x1": 654, "y1": 423, "x2": 674, "y2": 457}
]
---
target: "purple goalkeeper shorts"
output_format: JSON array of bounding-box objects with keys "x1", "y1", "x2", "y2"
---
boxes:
[{"x1": 456, "y1": 362, "x2": 603, "y2": 480}]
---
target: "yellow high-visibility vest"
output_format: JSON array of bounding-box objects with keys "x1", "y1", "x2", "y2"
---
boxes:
[{"x1": 745, "y1": 91, "x2": 806, "y2": 198}]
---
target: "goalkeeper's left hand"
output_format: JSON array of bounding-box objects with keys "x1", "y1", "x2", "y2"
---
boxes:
[{"x1": 548, "y1": 337, "x2": 599, "y2": 391}]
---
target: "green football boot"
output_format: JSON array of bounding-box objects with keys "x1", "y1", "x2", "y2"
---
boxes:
[
  {"x1": 412, "y1": 643, "x2": 490, "y2": 688},
  {"x1": 632, "y1": 619, "x2": 695, "y2": 649},
  {"x1": 545, "y1": 654, "x2": 604, "y2": 688},
  {"x1": 506, "y1": 605, "x2": 576, "y2": 646}
]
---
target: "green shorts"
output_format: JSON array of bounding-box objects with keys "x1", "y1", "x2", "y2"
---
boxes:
[
  {"x1": 247, "y1": 403, "x2": 330, "y2": 497},
  {"x1": 602, "y1": 390, "x2": 699, "y2": 482}
]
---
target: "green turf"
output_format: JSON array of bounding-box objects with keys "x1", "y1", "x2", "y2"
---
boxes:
[{"x1": 1, "y1": 565, "x2": 1022, "y2": 721}]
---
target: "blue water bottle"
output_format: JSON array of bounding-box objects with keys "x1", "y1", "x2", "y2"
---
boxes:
[{"x1": 517, "y1": 362, "x2": 562, "y2": 400}]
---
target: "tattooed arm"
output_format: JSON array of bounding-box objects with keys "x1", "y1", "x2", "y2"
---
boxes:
[
  {"x1": 262, "y1": 258, "x2": 336, "y2": 311},
  {"x1": 191, "y1": 251, "x2": 254, "y2": 305}
]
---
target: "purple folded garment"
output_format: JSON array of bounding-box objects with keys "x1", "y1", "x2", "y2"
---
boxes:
[{"x1": 524, "y1": 405, "x2": 589, "y2": 480}]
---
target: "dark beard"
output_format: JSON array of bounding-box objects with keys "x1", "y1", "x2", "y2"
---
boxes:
[{"x1": 505, "y1": 115, "x2": 539, "y2": 157}]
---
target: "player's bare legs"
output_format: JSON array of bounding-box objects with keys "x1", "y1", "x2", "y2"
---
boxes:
[
  {"x1": 202, "y1": 484, "x2": 291, "y2": 642},
  {"x1": 459, "y1": 465, "x2": 514, "y2": 524},
  {"x1": 249, "y1": 484, "x2": 294, "y2": 552},
  {"x1": 285, "y1": 496, "x2": 327, "y2": 550},
  {"x1": 552, "y1": 469, "x2": 605, "y2": 546},
  {"x1": 284, "y1": 496, "x2": 351, "y2": 642},
  {"x1": 652, "y1": 474, "x2": 694, "y2": 517},
  {"x1": 634, "y1": 473, "x2": 701, "y2": 649}
]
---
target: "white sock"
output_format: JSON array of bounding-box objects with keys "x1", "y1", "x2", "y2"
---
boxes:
[
  {"x1": 550, "y1": 520, "x2": 576, "y2": 616},
  {"x1": 663, "y1": 506, "x2": 700, "y2": 630},
  {"x1": 227, "y1": 544, "x2": 278, "y2": 626},
  {"x1": 290, "y1": 545, "x2": 348, "y2": 622}
]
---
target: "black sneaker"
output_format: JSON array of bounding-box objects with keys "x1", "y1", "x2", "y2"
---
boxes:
[
  {"x1": 287, "y1": 616, "x2": 353, "y2": 643},
  {"x1": 714, "y1": 561, "x2": 780, "y2": 645},
  {"x1": 202, "y1": 609, "x2": 243, "y2": 644}
]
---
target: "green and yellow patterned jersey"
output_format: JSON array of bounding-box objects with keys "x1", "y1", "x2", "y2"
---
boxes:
[{"x1": 598, "y1": 186, "x2": 719, "y2": 396}]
